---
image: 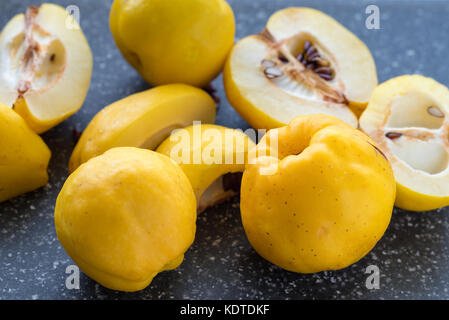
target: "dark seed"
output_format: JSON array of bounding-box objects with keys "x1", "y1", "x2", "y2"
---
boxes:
[
  {"x1": 386, "y1": 132, "x2": 402, "y2": 140},
  {"x1": 303, "y1": 41, "x2": 311, "y2": 51},
  {"x1": 306, "y1": 63, "x2": 315, "y2": 69},
  {"x1": 264, "y1": 67, "x2": 283, "y2": 79},
  {"x1": 317, "y1": 59, "x2": 330, "y2": 67},
  {"x1": 261, "y1": 59, "x2": 276, "y2": 68},
  {"x1": 297, "y1": 41, "x2": 335, "y2": 81},
  {"x1": 307, "y1": 51, "x2": 320, "y2": 60},
  {"x1": 305, "y1": 46, "x2": 317, "y2": 57},
  {"x1": 427, "y1": 106, "x2": 444, "y2": 118},
  {"x1": 317, "y1": 72, "x2": 333, "y2": 80},
  {"x1": 315, "y1": 67, "x2": 332, "y2": 75},
  {"x1": 279, "y1": 54, "x2": 289, "y2": 63},
  {"x1": 50, "y1": 53, "x2": 55, "y2": 62}
]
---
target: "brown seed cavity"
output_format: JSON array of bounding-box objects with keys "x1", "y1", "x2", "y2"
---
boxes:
[
  {"x1": 297, "y1": 41, "x2": 334, "y2": 81},
  {"x1": 258, "y1": 32, "x2": 346, "y2": 105}
]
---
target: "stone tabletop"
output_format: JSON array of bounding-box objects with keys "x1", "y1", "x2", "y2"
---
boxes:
[{"x1": 1, "y1": 0, "x2": 449, "y2": 300}]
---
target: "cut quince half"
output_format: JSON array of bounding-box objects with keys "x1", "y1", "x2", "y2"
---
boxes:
[
  {"x1": 157, "y1": 124, "x2": 256, "y2": 212},
  {"x1": 224, "y1": 7, "x2": 377, "y2": 129},
  {"x1": 0, "y1": 4, "x2": 93, "y2": 133},
  {"x1": 360, "y1": 75, "x2": 449, "y2": 211},
  {"x1": 0, "y1": 103, "x2": 51, "y2": 203},
  {"x1": 69, "y1": 84, "x2": 216, "y2": 173}
]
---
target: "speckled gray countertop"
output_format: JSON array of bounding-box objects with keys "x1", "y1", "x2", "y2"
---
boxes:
[{"x1": 1, "y1": 0, "x2": 449, "y2": 300}]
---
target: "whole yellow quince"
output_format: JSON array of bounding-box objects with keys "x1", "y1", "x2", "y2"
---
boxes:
[
  {"x1": 55, "y1": 147, "x2": 197, "y2": 292},
  {"x1": 240, "y1": 114, "x2": 396, "y2": 273},
  {"x1": 0, "y1": 103, "x2": 50, "y2": 203},
  {"x1": 110, "y1": 0, "x2": 235, "y2": 87}
]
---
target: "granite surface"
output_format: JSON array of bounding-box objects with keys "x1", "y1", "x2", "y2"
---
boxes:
[{"x1": 1, "y1": 0, "x2": 449, "y2": 300}]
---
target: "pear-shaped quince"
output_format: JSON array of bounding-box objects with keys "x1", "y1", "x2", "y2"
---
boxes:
[
  {"x1": 110, "y1": 0, "x2": 235, "y2": 87},
  {"x1": 240, "y1": 114, "x2": 395, "y2": 273},
  {"x1": 55, "y1": 147, "x2": 197, "y2": 292},
  {"x1": 0, "y1": 103, "x2": 50, "y2": 203}
]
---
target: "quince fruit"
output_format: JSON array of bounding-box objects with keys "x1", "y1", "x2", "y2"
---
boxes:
[
  {"x1": 240, "y1": 114, "x2": 395, "y2": 273},
  {"x1": 224, "y1": 7, "x2": 377, "y2": 129},
  {"x1": 157, "y1": 124, "x2": 255, "y2": 212},
  {"x1": 69, "y1": 84, "x2": 216, "y2": 173},
  {"x1": 0, "y1": 103, "x2": 50, "y2": 203},
  {"x1": 55, "y1": 147, "x2": 197, "y2": 292},
  {"x1": 360, "y1": 75, "x2": 449, "y2": 211},
  {"x1": 0, "y1": 4, "x2": 93, "y2": 133},
  {"x1": 110, "y1": 0, "x2": 235, "y2": 87}
]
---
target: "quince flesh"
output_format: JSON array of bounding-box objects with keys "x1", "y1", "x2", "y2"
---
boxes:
[
  {"x1": 0, "y1": 4, "x2": 92, "y2": 133},
  {"x1": 360, "y1": 75, "x2": 449, "y2": 211}
]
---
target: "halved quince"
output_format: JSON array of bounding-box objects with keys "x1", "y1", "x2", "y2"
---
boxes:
[
  {"x1": 240, "y1": 114, "x2": 395, "y2": 273},
  {"x1": 360, "y1": 75, "x2": 449, "y2": 211},
  {"x1": 157, "y1": 124, "x2": 255, "y2": 212},
  {"x1": 55, "y1": 147, "x2": 197, "y2": 292},
  {"x1": 0, "y1": 103, "x2": 51, "y2": 203},
  {"x1": 224, "y1": 7, "x2": 377, "y2": 129},
  {"x1": 0, "y1": 4, "x2": 93, "y2": 133},
  {"x1": 110, "y1": 0, "x2": 235, "y2": 88},
  {"x1": 69, "y1": 84, "x2": 216, "y2": 173}
]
